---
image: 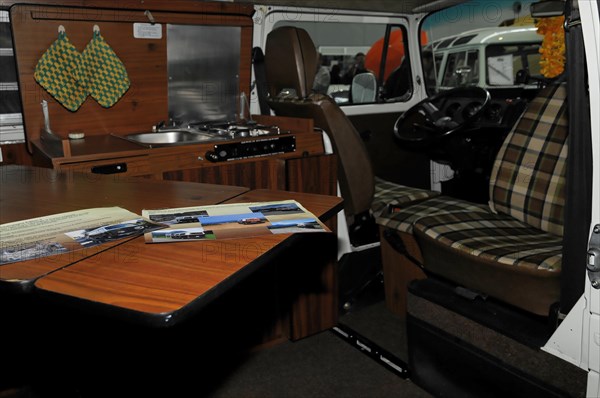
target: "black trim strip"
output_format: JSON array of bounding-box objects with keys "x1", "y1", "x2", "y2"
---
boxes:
[
  {"x1": 330, "y1": 323, "x2": 410, "y2": 379},
  {"x1": 561, "y1": 4, "x2": 593, "y2": 314}
]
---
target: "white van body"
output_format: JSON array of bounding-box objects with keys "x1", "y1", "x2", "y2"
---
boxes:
[{"x1": 425, "y1": 26, "x2": 543, "y2": 90}]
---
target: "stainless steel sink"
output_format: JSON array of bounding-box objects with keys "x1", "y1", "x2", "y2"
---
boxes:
[{"x1": 116, "y1": 130, "x2": 227, "y2": 147}]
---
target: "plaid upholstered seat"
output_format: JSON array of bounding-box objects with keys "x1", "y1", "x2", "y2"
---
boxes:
[
  {"x1": 415, "y1": 212, "x2": 563, "y2": 272},
  {"x1": 379, "y1": 83, "x2": 568, "y2": 315},
  {"x1": 489, "y1": 84, "x2": 568, "y2": 236},
  {"x1": 413, "y1": 210, "x2": 563, "y2": 315},
  {"x1": 375, "y1": 195, "x2": 488, "y2": 234},
  {"x1": 371, "y1": 177, "x2": 440, "y2": 218}
]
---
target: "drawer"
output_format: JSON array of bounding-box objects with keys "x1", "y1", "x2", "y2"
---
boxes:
[{"x1": 58, "y1": 156, "x2": 151, "y2": 177}]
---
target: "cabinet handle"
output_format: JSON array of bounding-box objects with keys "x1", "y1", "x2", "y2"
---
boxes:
[{"x1": 91, "y1": 163, "x2": 128, "y2": 174}]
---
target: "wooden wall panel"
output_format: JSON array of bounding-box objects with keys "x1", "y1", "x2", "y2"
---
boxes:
[
  {"x1": 11, "y1": 6, "x2": 168, "y2": 144},
  {"x1": 0, "y1": 143, "x2": 33, "y2": 165},
  {"x1": 0, "y1": 1, "x2": 255, "y2": 16},
  {"x1": 163, "y1": 159, "x2": 286, "y2": 191},
  {"x1": 286, "y1": 154, "x2": 337, "y2": 195},
  {"x1": 379, "y1": 227, "x2": 427, "y2": 318},
  {"x1": 10, "y1": 3, "x2": 253, "y2": 150}
]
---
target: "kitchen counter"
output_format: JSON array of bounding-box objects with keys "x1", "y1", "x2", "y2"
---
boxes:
[{"x1": 31, "y1": 115, "x2": 337, "y2": 197}]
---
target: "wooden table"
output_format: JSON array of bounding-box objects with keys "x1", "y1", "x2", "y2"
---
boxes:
[
  {"x1": 34, "y1": 190, "x2": 342, "y2": 335},
  {"x1": 1, "y1": 165, "x2": 342, "y2": 394},
  {"x1": 1, "y1": 165, "x2": 342, "y2": 339},
  {"x1": 0, "y1": 165, "x2": 249, "y2": 293}
]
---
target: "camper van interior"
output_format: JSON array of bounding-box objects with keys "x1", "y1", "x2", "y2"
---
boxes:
[{"x1": 0, "y1": 0, "x2": 598, "y2": 397}]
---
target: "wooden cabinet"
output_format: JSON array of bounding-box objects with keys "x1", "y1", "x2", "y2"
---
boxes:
[
  {"x1": 33, "y1": 117, "x2": 336, "y2": 195},
  {"x1": 0, "y1": 143, "x2": 33, "y2": 166},
  {"x1": 31, "y1": 115, "x2": 337, "y2": 197}
]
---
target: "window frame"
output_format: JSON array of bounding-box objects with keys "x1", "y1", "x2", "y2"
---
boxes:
[
  {"x1": 0, "y1": 10, "x2": 24, "y2": 143},
  {"x1": 253, "y1": 7, "x2": 424, "y2": 115}
]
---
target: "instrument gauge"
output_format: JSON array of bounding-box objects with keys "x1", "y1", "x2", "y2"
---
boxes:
[
  {"x1": 485, "y1": 103, "x2": 503, "y2": 123},
  {"x1": 445, "y1": 102, "x2": 462, "y2": 118},
  {"x1": 463, "y1": 102, "x2": 483, "y2": 119}
]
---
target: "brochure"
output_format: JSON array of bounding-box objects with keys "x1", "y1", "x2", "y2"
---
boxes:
[
  {"x1": 0, "y1": 207, "x2": 161, "y2": 265},
  {"x1": 142, "y1": 200, "x2": 329, "y2": 243}
]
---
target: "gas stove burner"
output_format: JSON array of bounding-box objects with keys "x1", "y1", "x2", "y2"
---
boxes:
[
  {"x1": 152, "y1": 120, "x2": 284, "y2": 140},
  {"x1": 207, "y1": 127, "x2": 232, "y2": 136},
  {"x1": 232, "y1": 127, "x2": 250, "y2": 138},
  {"x1": 191, "y1": 121, "x2": 281, "y2": 138}
]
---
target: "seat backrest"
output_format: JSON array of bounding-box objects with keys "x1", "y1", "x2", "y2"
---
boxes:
[
  {"x1": 264, "y1": 26, "x2": 375, "y2": 218},
  {"x1": 489, "y1": 83, "x2": 568, "y2": 236}
]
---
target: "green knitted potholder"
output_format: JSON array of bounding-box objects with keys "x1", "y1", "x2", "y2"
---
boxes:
[
  {"x1": 75, "y1": 31, "x2": 130, "y2": 108},
  {"x1": 34, "y1": 32, "x2": 88, "y2": 112}
]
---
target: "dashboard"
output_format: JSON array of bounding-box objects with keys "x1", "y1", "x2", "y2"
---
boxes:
[{"x1": 432, "y1": 95, "x2": 526, "y2": 131}]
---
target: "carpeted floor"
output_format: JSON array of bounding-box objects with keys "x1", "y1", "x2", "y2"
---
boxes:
[
  {"x1": 341, "y1": 300, "x2": 409, "y2": 361},
  {"x1": 2, "y1": 270, "x2": 430, "y2": 398},
  {"x1": 204, "y1": 299, "x2": 431, "y2": 398}
]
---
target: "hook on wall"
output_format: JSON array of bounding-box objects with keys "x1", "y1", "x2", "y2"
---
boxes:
[
  {"x1": 144, "y1": 10, "x2": 156, "y2": 25},
  {"x1": 93, "y1": 24, "x2": 100, "y2": 33},
  {"x1": 58, "y1": 25, "x2": 65, "y2": 34}
]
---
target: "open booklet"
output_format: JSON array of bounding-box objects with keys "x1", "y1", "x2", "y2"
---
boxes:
[
  {"x1": 0, "y1": 207, "x2": 162, "y2": 265},
  {"x1": 142, "y1": 200, "x2": 330, "y2": 243},
  {"x1": 0, "y1": 201, "x2": 329, "y2": 264}
]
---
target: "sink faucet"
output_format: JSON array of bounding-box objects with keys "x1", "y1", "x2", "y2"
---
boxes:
[
  {"x1": 40, "y1": 100, "x2": 60, "y2": 140},
  {"x1": 239, "y1": 92, "x2": 254, "y2": 124},
  {"x1": 152, "y1": 120, "x2": 166, "y2": 132}
]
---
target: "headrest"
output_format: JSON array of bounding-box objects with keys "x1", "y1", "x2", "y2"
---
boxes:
[{"x1": 265, "y1": 27, "x2": 318, "y2": 99}]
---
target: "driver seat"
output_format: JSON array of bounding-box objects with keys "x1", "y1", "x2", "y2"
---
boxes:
[
  {"x1": 263, "y1": 26, "x2": 440, "y2": 239},
  {"x1": 378, "y1": 82, "x2": 568, "y2": 316}
]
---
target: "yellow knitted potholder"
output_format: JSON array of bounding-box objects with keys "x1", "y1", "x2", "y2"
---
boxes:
[
  {"x1": 75, "y1": 30, "x2": 130, "y2": 108},
  {"x1": 34, "y1": 31, "x2": 88, "y2": 112}
]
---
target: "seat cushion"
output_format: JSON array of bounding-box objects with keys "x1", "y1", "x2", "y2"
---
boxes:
[
  {"x1": 489, "y1": 83, "x2": 568, "y2": 236},
  {"x1": 375, "y1": 195, "x2": 488, "y2": 234},
  {"x1": 415, "y1": 212, "x2": 562, "y2": 271},
  {"x1": 371, "y1": 177, "x2": 440, "y2": 217},
  {"x1": 414, "y1": 211, "x2": 562, "y2": 315}
]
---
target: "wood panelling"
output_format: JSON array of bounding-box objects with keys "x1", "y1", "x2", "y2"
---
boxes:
[
  {"x1": 379, "y1": 227, "x2": 427, "y2": 318},
  {"x1": 226, "y1": 190, "x2": 342, "y2": 339},
  {"x1": 10, "y1": 3, "x2": 253, "y2": 150},
  {"x1": 12, "y1": 5, "x2": 167, "y2": 145},
  {"x1": 286, "y1": 153, "x2": 337, "y2": 196},
  {"x1": 0, "y1": 0, "x2": 255, "y2": 16},
  {"x1": 287, "y1": 240, "x2": 337, "y2": 340},
  {"x1": 163, "y1": 159, "x2": 286, "y2": 190},
  {"x1": 0, "y1": 143, "x2": 33, "y2": 165}
]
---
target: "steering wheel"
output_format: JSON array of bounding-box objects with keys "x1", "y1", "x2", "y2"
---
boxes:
[{"x1": 394, "y1": 86, "x2": 491, "y2": 149}]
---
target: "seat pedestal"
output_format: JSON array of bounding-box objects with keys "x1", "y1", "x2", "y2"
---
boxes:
[{"x1": 379, "y1": 227, "x2": 426, "y2": 318}]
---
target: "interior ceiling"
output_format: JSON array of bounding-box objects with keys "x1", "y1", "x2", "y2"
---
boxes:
[{"x1": 232, "y1": 0, "x2": 467, "y2": 14}]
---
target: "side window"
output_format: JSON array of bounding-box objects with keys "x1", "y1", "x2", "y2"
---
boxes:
[
  {"x1": 485, "y1": 44, "x2": 542, "y2": 86},
  {"x1": 465, "y1": 50, "x2": 479, "y2": 83},
  {"x1": 272, "y1": 20, "x2": 412, "y2": 105},
  {"x1": 441, "y1": 52, "x2": 463, "y2": 87},
  {"x1": 0, "y1": 11, "x2": 23, "y2": 142},
  {"x1": 440, "y1": 50, "x2": 478, "y2": 87},
  {"x1": 379, "y1": 26, "x2": 413, "y2": 102}
]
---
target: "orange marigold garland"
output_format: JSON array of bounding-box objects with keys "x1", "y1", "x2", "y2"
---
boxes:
[{"x1": 536, "y1": 16, "x2": 566, "y2": 78}]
